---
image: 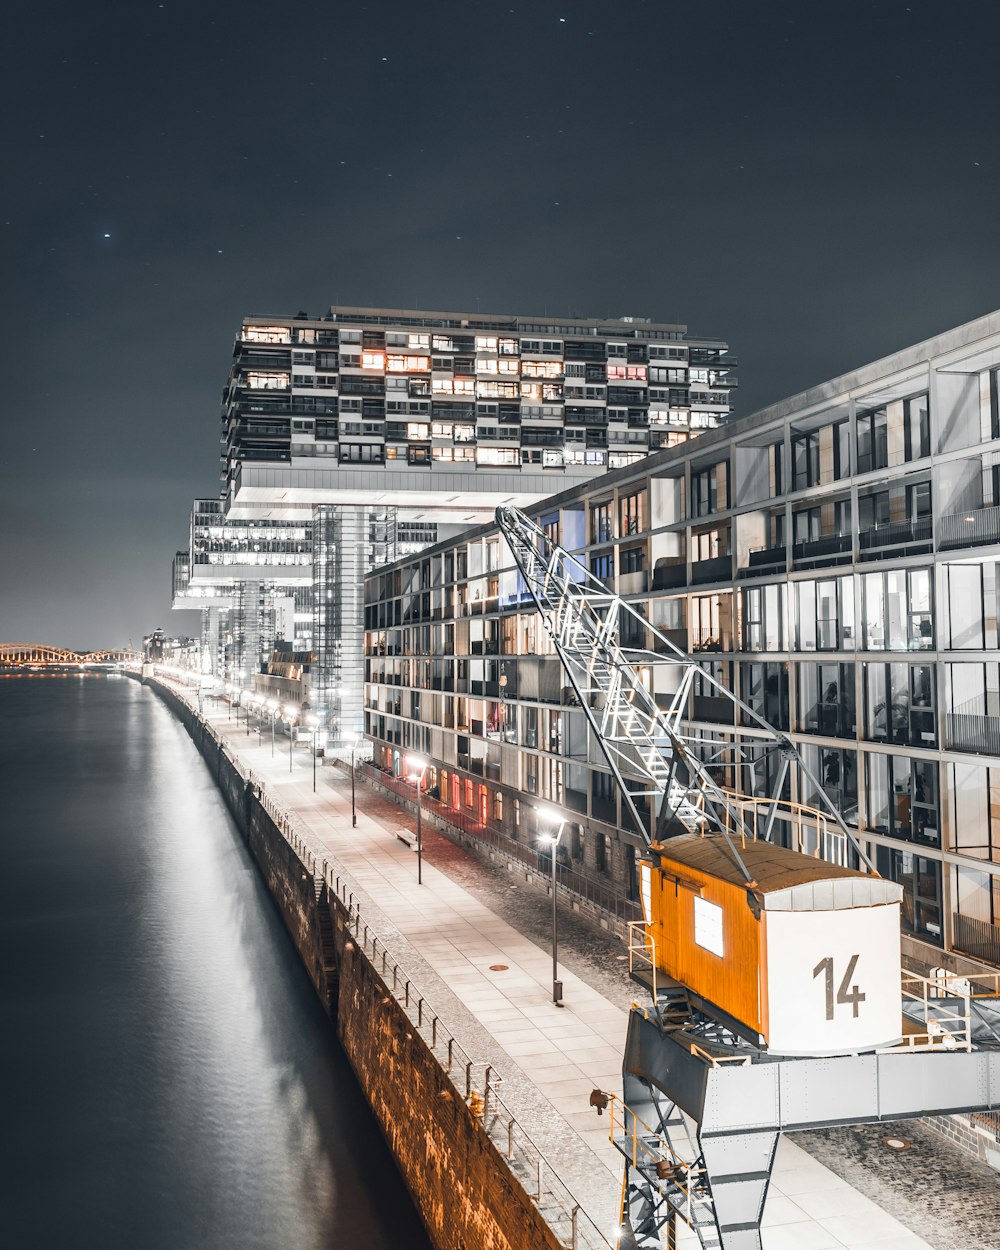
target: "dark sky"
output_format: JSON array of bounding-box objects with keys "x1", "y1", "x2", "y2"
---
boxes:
[{"x1": 3, "y1": 1, "x2": 999, "y2": 649}]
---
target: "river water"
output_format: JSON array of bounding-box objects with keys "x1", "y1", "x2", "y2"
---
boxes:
[{"x1": 0, "y1": 673, "x2": 430, "y2": 1249}]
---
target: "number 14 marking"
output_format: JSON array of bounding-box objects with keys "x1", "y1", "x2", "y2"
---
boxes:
[{"x1": 813, "y1": 954, "x2": 866, "y2": 1020}]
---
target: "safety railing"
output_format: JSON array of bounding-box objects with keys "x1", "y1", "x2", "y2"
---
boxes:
[
  {"x1": 627, "y1": 922, "x2": 658, "y2": 1001},
  {"x1": 326, "y1": 866, "x2": 609, "y2": 1250},
  {"x1": 159, "y1": 680, "x2": 610, "y2": 1250},
  {"x1": 604, "y1": 1094, "x2": 712, "y2": 1235},
  {"x1": 885, "y1": 970, "x2": 975, "y2": 1052},
  {"x1": 718, "y1": 792, "x2": 847, "y2": 865}
]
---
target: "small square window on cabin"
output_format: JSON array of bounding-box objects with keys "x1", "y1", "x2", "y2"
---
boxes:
[{"x1": 693, "y1": 896, "x2": 724, "y2": 957}]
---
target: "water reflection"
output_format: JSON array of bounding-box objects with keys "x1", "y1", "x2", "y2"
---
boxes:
[{"x1": 0, "y1": 675, "x2": 429, "y2": 1250}]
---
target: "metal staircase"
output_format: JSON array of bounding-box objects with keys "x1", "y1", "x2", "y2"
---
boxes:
[{"x1": 496, "y1": 506, "x2": 873, "y2": 875}]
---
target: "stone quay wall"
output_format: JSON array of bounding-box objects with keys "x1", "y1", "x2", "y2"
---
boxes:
[{"x1": 144, "y1": 678, "x2": 600, "y2": 1250}]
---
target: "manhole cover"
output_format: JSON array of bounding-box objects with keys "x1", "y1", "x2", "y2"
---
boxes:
[
  {"x1": 881, "y1": 1136, "x2": 911, "y2": 1151},
  {"x1": 489, "y1": 964, "x2": 509, "y2": 972}
]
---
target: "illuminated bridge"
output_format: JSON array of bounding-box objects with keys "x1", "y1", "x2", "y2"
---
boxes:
[{"x1": 0, "y1": 643, "x2": 142, "y2": 667}]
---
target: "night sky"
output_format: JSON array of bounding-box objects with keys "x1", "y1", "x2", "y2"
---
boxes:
[{"x1": 2, "y1": 0, "x2": 999, "y2": 649}]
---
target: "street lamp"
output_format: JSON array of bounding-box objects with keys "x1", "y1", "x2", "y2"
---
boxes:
[
  {"x1": 538, "y1": 807, "x2": 567, "y2": 1006},
  {"x1": 406, "y1": 754, "x2": 428, "y2": 885},
  {"x1": 284, "y1": 705, "x2": 298, "y2": 772},
  {"x1": 350, "y1": 732, "x2": 359, "y2": 828},
  {"x1": 306, "y1": 713, "x2": 319, "y2": 792},
  {"x1": 266, "y1": 698, "x2": 278, "y2": 757}
]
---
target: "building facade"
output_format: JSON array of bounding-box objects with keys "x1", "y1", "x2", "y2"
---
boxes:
[
  {"x1": 363, "y1": 309, "x2": 1000, "y2": 968},
  {"x1": 177, "y1": 306, "x2": 736, "y2": 742}
]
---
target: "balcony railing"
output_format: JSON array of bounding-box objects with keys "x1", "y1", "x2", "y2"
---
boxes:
[
  {"x1": 791, "y1": 533, "x2": 852, "y2": 567},
  {"x1": 947, "y1": 695, "x2": 1000, "y2": 756},
  {"x1": 939, "y1": 504, "x2": 1000, "y2": 551},
  {"x1": 690, "y1": 554, "x2": 732, "y2": 585},
  {"x1": 738, "y1": 545, "x2": 786, "y2": 578},
  {"x1": 952, "y1": 913, "x2": 1000, "y2": 967},
  {"x1": 858, "y1": 516, "x2": 932, "y2": 556}
]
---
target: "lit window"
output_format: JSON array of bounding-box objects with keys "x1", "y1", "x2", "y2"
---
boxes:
[
  {"x1": 693, "y1": 897, "x2": 724, "y2": 957},
  {"x1": 476, "y1": 336, "x2": 498, "y2": 352},
  {"x1": 432, "y1": 378, "x2": 454, "y2": 395},
  {"x1": 245, "y1": 371, "x2": 289, "y2": 389},
  {"x1": 243, "y1": 325, "x2": 290, "y2": 343},
  {"x1": 407, "y1": 423, "x2": 430, "y2": 440},
  {"x1": 361, "y1": 351, "x2": 385, "y2": 370}
]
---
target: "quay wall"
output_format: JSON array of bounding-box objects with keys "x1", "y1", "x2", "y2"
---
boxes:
[{"x1": 146, "y1": 679, "x2": 577, "y2": 1250}]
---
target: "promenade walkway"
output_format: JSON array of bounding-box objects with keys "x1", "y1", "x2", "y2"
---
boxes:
[{"x1": 190, "y1": 691, "x2": 940, "y2": 1250}]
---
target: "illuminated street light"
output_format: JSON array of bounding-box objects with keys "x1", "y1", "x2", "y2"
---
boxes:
[
  {"x1": 266, "y1": 698, "x2": 278, "y2": 757},
  {"x1": 538, "y1": 807, "x2": 568, "y2": 1006},
  {"x1": 284, "y1": 705, "x2": 298, "y2": 772},
  {"x1": 406, "y1": 754, "x2": 429, "y2": 885},
  {"x1": 350, "y1": 732, "x2": 359, "y2": 828},
  {"x1": 306, "y1": 712, "x2": 319, "y2": 792}
]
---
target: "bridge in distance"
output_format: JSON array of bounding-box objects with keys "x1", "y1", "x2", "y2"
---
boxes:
[{"x1": 0, "y1": 642, "x2": 142, "y2": 667}]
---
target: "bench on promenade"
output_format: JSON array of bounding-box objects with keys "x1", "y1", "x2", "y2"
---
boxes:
[{"x1": 394, "y1": 827, "x2": 418, "y2": 849}]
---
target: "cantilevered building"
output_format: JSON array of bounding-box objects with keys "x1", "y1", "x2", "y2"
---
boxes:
[{"x1": 179, "y1": 305, "x2": 737, "y2": 743}]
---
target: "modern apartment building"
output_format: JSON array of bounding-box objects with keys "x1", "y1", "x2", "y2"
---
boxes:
[
  {"x1": 363, "y1": 308, "x2": 1000, "y2": 968},
  {"x1": 176, "y1": 306, "x2": 736, "y2": 742}
]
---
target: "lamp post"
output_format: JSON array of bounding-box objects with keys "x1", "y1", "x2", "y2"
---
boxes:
[
  {"x1": 350, "y1": 733, "x2": 359, "y2": 828},
  {"x1": 284, "y1": 705, "x2": 298, "y2": 773},
  {"x1": 306, "y1": 713, "x2": 319, "y2": 792},
  {"x1": 267, "y1": 698, "x2": 278, "y2": 757},
  {"x1": 226, "y1": 684, "x2": 232, "y2": 720},
  {"x1": 406, "y1": 755, "x2": 428, "y2": 885},
  {"x1": 538, "y1": 808, "x2": 567, "y2": 1006}
]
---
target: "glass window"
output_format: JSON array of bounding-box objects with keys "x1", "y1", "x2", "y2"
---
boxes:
[
  {"x1": 864, "y1": 662, "x2": 936, "y2": 746},
  {"x1": 741, "y1": 661, "x2": 789, "y2": 730},
  {"x1": 800, "y1": 745, "x2": 858, "y2": 826},
  {"x1": 742, "y1": 584, "x2": 786, "y2": 652},
  {"x1": 590, "y1": 501, "x2": 613, "y2": 544},
  {"x1": 693, "y1": 897, "x2": 725, "y2": 957},
  {"x1": 878, "y1": 847, "x2": 942, "y2": 943},
  {"x1": 863, "y1": 569, "x2": 933, "y2": 651},
  {"x1": 619, "y1": 491, "x2": 646, "y2": 536},
  {"x1": 865, "y1": 754, "x2": 940, "y2": 846},
  {"x1": 795, "y1": 577, "x2": 853, "y2": 651},
  {"x1": 904, "y1": 394, "x2": 931, "y2": 462},
  {"x1": 797, "y1": 663, "x2": 856, "y2": 737},
  {"x1": 857, "y1": 405, "x2": 888, "y2": 473}
]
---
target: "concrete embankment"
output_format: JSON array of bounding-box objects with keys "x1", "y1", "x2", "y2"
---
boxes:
[{"x1": 145, "y1": 677, "x2": 594, "y2": 1250}]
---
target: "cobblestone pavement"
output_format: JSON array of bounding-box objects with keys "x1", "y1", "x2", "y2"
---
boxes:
[{"x1": 794, "y1": 1120, "x2": 1000, "y2": 1250}]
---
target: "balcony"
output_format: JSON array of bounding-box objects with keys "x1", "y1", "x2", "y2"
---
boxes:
[
  {"x1": 792, "y1": 532, "x2": 852, "y2": 569},
  {"x1": 946, "y1": 696, "x2": 1000, "y2": 756},
  {"x1": 652, "y1": 558, "x2": 686, "y2": 590},
  {"x1": 858, "y1": 516, "x2": 932, "y2": 558},
  {"x1": 952, "y1": 913, "x2": 1000, "y2": 967},
  {"x1": 738, "y1": 545, "x2": 786, "y2": 578},
  {"x1": 690, "y1": 554, "x2": 732, "y2": 585},
  {"x1": 939, "y1": 504, "x2": 1000, "y2": 551}
]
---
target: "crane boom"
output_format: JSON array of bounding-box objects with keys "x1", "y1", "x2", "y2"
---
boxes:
[{"x1": 495, "y1": 506, "x2": 874, "y2": 878}]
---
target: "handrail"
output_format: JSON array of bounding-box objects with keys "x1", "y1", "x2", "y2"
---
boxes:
[{"x1": 151, "y1": 675, "x2": 610, "y2": 1250}]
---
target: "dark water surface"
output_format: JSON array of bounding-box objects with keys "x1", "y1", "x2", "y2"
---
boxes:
[{"x1": 0, "y1": 674, "x2": 430, "y2": 1249}]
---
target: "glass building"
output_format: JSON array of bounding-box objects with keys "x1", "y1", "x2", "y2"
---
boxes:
[
  {"x1": 175, "y1": 306, "x2": 737, "y2": 743},
  {"x1": 363, "y1": 308, "x2": 1000, "y2": 968}
]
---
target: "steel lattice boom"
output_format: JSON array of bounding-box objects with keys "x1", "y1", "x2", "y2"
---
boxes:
[{"x1": 495, "y1": 506, "x2": 873, "y2": 879}]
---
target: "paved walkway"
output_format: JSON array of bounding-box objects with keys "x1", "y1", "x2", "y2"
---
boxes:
[{"x1": 183, "y1": 691, "x2": 949, "y2": 1250}]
